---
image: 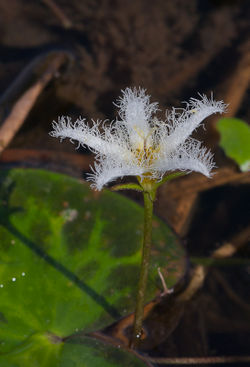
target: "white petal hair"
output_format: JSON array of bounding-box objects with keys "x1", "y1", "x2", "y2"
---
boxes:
[
  {"x1": 50, "y1": 88, "x2": 227, "y2": 190},
  {"x1": 162, "y1": 93, "x2": 226, "y2": 155},
  {"x1": 114, "y1": 87, "x2": 159, "y2": 128}
]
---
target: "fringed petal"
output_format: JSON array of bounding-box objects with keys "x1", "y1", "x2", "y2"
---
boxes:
[
  {"x1": 50, "y1": 116, "x2": 129, "y2": 157},
  {"x1": 153, "y1": 138, "x2": 216, "y2": 177},
  {"x1": 87, "y1": 157, "x2": 146, "y2": 191},
  {"x1": 114, "y1": 87, "x2": 159, "y2": 149},
  {"x1": 162, "y1": 94, "x2": 227, "y2": 154}
]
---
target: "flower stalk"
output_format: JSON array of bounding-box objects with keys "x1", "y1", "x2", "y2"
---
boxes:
[{"x1": 130, "y1": 187, "x2": 154, "y2": 348}]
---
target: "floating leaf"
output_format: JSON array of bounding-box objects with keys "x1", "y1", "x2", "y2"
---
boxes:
[
  {"x1": 0, "y1": 168, "x2": 185, "y2": 365},
  {"x1": 0, "y1": 333, "x2": 148, "y2": 366},
  {"x1": 217, "y1": 117, "x2": 250, "y2": 171}
]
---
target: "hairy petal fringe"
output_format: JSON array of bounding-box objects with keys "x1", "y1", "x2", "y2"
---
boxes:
[
  {"x1": 162, "y1": 94, "x2": 227, "y2": 155},
  {"x1": 50, "y1": 116, "x2": 130, "y2": 158},
  {"x1": 49, "y1": 89, "x2": 226, "y2": 190},
  {"x1": 154, "y1": 138, "x2": 216, "y2": 177},
  {"x1": 87, "y1": 157, "x2": 146, "y2": 190}
]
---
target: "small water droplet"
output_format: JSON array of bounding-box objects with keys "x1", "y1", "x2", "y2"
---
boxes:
[
  {"x1": 75, "y1": 328, "x2": 79, "y2": 332},
  {"x1": 0, "y1": 284, "x2": 3, "y2": 288},
  {"x1": 61, "y1": 208, "x2": 78, "y2": 222},
  {"x1": 11, "y1": 240, "x2": 15, "y2": 245},
  {"x1": 12, "y1": 277, "x2": 16, "y2": 282},
  {"x1": 21, "y1": 272, "x2": 26, "y2": 276}
]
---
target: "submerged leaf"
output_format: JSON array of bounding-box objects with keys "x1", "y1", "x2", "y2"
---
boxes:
[{"x1": 0, "y1": 168, "x2": 185, "y2": 364}]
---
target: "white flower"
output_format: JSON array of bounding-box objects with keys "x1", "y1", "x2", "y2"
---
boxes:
[{"x1": 50, "y1": 87, "x2": 226, "y2": 190}]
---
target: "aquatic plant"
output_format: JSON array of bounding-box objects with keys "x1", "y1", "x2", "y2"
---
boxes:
[{"x1": 50, "y1": 87, "x2": 226, "y2": 347}]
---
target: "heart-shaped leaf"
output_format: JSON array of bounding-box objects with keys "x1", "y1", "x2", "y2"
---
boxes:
[{"x1": 0, "y1": 168, "x2": 185, "y2": 365}]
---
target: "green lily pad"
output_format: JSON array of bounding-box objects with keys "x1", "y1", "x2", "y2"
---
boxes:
[
  {"x1": 217, "y1": 117, "x2": 250, "y2": 171},
  {"x1": 0, "y1": 168, "x2": 185, "y2": 365},
  {"x1": 0, "y1": 333, "x2": 148, "y2": 367}
]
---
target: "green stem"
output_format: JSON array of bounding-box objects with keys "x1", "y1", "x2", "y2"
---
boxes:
[
  {"x1": 130, "y1": 191, "x2": 153, "y2": 348},
  {"x1": 110, "y1": 182, "x2": 143, "y2": 192}
]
